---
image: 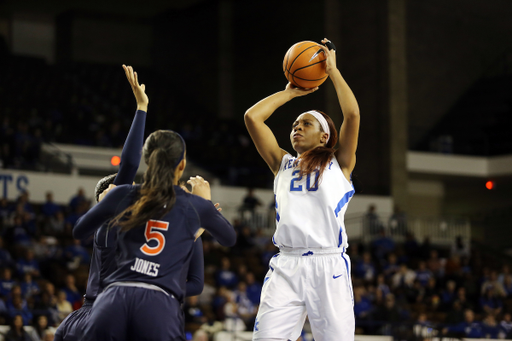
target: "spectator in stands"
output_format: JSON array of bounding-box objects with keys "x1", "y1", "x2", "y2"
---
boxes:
[
  {"x1": 20, "y1": 273, "x2": 39, "y2": 299},
  {"x1": 10, "y1": 216, "x2": 32, "y2": 246},
  {"x1": 0, "y1": 267, "x2": 16, "y2": 298},
  {"x1": 423, "y1": 277, "x2": 441, "y2": 309},
  {"x1": 373, "y1": 293, "x2": 402, "y2": 336},
  {"x1": 426, "y1": 249, "x2": 443, "y2": 278},
  {"x1": 355, "y1": 251, "x2": 376, "y2": 282},
  {"x1": 8, "y1": 295, "x2": 32, "y2": 325},
  {"x1": 16, "y1": 249, "x2": 40, "y2": 278},
  {"x1": 353, "y1": 286, "x2": 373, "y2": 326},
  {"x1": 371, "y1": 229, "x2": 395, "y2": 262},
  {"x1": 240, "y1": 188, "x2": 262, "y2": 216},
  {"x1": 480, "y1": 287, "x2": 503, "y2": 317},
  {"x1": 388, "y1": 205, "x2": 407, "y2": 235},
  {"x1": 391, "y1": 264, "x2": 416, "y2": 289},
  {"x1": 403, "y1": 231, "x2": 419, "y2": 261},
  {"x1": 61, "y1": 274, "x2": 81, "y2": 308},
  {"x1": 0, "y1": 236, "x2": 13, "y2": 268},
  {"x1": 382, "y1": 253, "x2": 400, "y2": 279},
  {"x1": 499, "y1": 313, "x2": 512, "y2": 339},
  {"x1": 41, "y1": 192, "x2": 59, "y2": 218},
  {"x1": 64, "y1": 240, "x2": 90, "y2": 270},
  {"x1": 413, "y1": 312, "x2": 432, "y2": 340},
  {"x1": 184, "y1": 295, "x2": 206, "y2": 326},
  {"x1": 245, "y1": 272, "x2": 262, "y2": 305},
  {"x1": 31, "y1": 315, "x2": 50, "y2": 341},
  {"x1": 442, "y1": 309, "x2": 482, "y2": 339},
  {"x1": 234, "y1": 281, "x2": 257, "y2": 330},
  {"x1": 363, "y1": 204, "x2": 382, "y2": 235},
  {"x1": 45, "y1": 211, "x2": 65, "y2": 236},
  {"x1": 445, "y1": 300, "x2": 464, "y2": 325},
  {"x1": 234, "y1": 225, "x2": 256, "y2": 256},
  {"x1": 444, "y1": 255, "x2": 463, "y2": 281},
  {"x1": 197, "y1": 275, "x2": 216, "y2": 307},
  {"x1": 481, "y1": 270, "x2": 507, "y2": 298},
  {"x1": 419, "y1": 237, "x2": 433, "y2": 260},
  {"x1": 415, "y1": 261, "x2": 433, "y2": 287},
  {"x1": 4, "y1": 314, "x2": 32, "y2": 341},
  {"x1": 215, "y1": 257, "x2": 238, "y2": 290},
  {"x1": 455, "y1": 287, "x2": 474, "y2": 311},
  {"x1": 450, "y1": 235, "x2": 469, "y2": 258},
  {"x1": 503, "y1": 274, "x2": 512, "y2": 297},
  {"x1": 33, "y1": 283, "x2": 58, "y2": 326},
  {"x1": 376, "y1": 274, "x2": 390, "y2": 298},
  {"x1": 260, "y1": 240, "x2": 277, "y2": 266},
  {"x1": 0, "y1": 198, "x2": 11, "y2": 228},
  {"x1": 481, "y1": 314, "x2": 500, "y2": 339},
  {"x1": 440, "y1": 280, "x2": 457, "y2": 311},
  {"x1": 68, "y1": 188, "x2": 86, "y2": 213},
  {"x1": 55, "y1": 290, "x2": 72, "y2": 322}
]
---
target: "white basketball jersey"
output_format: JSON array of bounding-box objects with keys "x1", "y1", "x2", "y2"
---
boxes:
[{"x1": 273, "y1": 154, "x2": 355, "y2": 249}]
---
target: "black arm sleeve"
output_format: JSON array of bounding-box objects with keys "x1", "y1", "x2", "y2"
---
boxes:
[
  {"x1": 73, "y1": 186, "x2": 131, "y2": 240},
  {"x1": 185, "y1": 238, "x2": 204, "y2": 297},
  {"x1": 113, "y1": 110, "x2": 146, "y2": 186},
  {"x1": 196, "y1": 199, "x2": 236, "y2": 247}
]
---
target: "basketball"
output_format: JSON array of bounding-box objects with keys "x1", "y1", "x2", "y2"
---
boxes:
[{"x1": 283, "y1": 41, "x2": 328, "y2": 89}]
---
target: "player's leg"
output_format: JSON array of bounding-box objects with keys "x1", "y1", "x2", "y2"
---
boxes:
[
  {"x1": 305, "y1": 253, "x2": 355, "y2": 341},
  {"x1": 82, "y1": 287, "x2": 128, "y2": 341},
  {"x1": 252, "y1": 255, "x2": 307, "y2": 341},
  {"x1": 128, "y1": 287, "x2": 184, "y2": 340}
]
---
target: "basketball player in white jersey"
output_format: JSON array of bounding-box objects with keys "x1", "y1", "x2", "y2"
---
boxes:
[{"x1": 244, "y1": 38, "x2": 360, "y2": 341}]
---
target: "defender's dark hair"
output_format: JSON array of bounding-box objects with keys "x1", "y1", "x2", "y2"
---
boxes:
[
  {"x1": 95, "y1": 174, "x2": 117, "y2": 202},
  {"x1": 297, "y1": 110, "x2": 338, "y2": 188},
  {"x1": 111, "y1": 130, "x2": 185, "y2": 231}
]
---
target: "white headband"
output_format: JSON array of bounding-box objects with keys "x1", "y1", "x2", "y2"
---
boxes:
[{"x1": 297, "y1": 110, "x2": 330, "y2": 142}]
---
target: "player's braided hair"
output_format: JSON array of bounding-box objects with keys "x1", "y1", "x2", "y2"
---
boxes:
[
  {"x1": 112, "y1": 130, "x2": 185, "y2": 231},
  {"x1": 296, "y1": 110, "x2": 338, "y2": 189},
  {"x1": 94, "y1": 173, "x2": 117, "y2": 203}
]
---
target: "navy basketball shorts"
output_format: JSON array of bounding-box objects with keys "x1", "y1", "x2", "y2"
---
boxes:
[
  {"x1": 82, "y1": 285, "x2": 184, "y2": 341},
  {"x1": 54, "y1": 300, "x2": 93, "y2": 341}
]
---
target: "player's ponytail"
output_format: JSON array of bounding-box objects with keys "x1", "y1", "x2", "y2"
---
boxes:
[
  {"x1": 297, "y1": 110, "x2": 338, "y2": 188},
  {"x1": 112, "y1": 130, "x2": 185, "y2": 231}
]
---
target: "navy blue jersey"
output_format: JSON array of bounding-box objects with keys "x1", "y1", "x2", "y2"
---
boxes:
[
  {"x1": 81, "y1": 109, "x2": 146, "y2": 300},
  {"x1": 73, "y1": 185, "x2": 235, "y2": 302}
]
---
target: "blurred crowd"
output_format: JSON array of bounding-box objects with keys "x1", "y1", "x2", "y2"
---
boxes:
[
  {"x1": 0, "y1": 189, "x2": 511, "y2": 340},
  {"x1": 0, "y1": 55, "x2": 270, "y2": 188}
]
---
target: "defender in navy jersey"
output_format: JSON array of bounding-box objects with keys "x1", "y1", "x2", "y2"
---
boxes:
[
  {"x1": 76, "y1": 129, "x2": 235, "y2": 341},
  {"x1": 54, "y1": 65, "x2": 148, "y2": 341},
  {"x1": 245, "y1": 39, "x2": 360, "y2": 341}
]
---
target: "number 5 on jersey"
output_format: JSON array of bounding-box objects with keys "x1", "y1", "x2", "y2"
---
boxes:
[{"x1": 140, "y1": 220, "x2": 169, "y2": 256}]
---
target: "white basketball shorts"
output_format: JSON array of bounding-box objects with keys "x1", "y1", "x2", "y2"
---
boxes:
[{"x1": 252, "y1": 247, "x2": 355, "y2": 341}]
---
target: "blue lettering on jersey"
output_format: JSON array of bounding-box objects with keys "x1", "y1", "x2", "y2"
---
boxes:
[
  {"x1": 328, "y1": 161, "x2": 333, "y2": 170},
  {"x1": 130, "y1": 257, "x2": 160, "y2": 277}
]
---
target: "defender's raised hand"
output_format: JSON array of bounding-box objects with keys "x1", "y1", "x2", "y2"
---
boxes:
[{"x1": 123, "y1": 64, "x2": 149, "y2": 112}]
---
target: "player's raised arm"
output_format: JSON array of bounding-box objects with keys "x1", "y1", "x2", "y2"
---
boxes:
[
  {"x1": 113, "y1": 65, "x2": 148, "y2": 186},
  {"x1": 244, "y1": 84, "x2": 318, "y2": 175},
  {"x1": 320, "y1": 39, "x2": 360, "y2": 178},
  {"x1": 73, "y1": 186, "x2": 130, "y2": 240}
]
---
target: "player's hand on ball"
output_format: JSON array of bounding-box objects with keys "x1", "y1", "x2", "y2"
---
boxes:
[
  {"x1": 98, "y1": 184, "x2": 116, "y2": 202},
  {"x1": 285, "y1": 82, "x2": 318, "y2": 98},
  {"x1": 320, "y1": 38, "x2": 337, "y2": 75},
  {"x1": 187, "y1": 176, "x2": 211, "y2": 201},
  {"x1": 123, "y1": 64, "x2": 149, "y2": 112}
]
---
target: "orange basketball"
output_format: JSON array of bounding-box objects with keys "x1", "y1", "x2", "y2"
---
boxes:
[{"x1": 283, "y1": 41, "x2": 328, "y2": 89}]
